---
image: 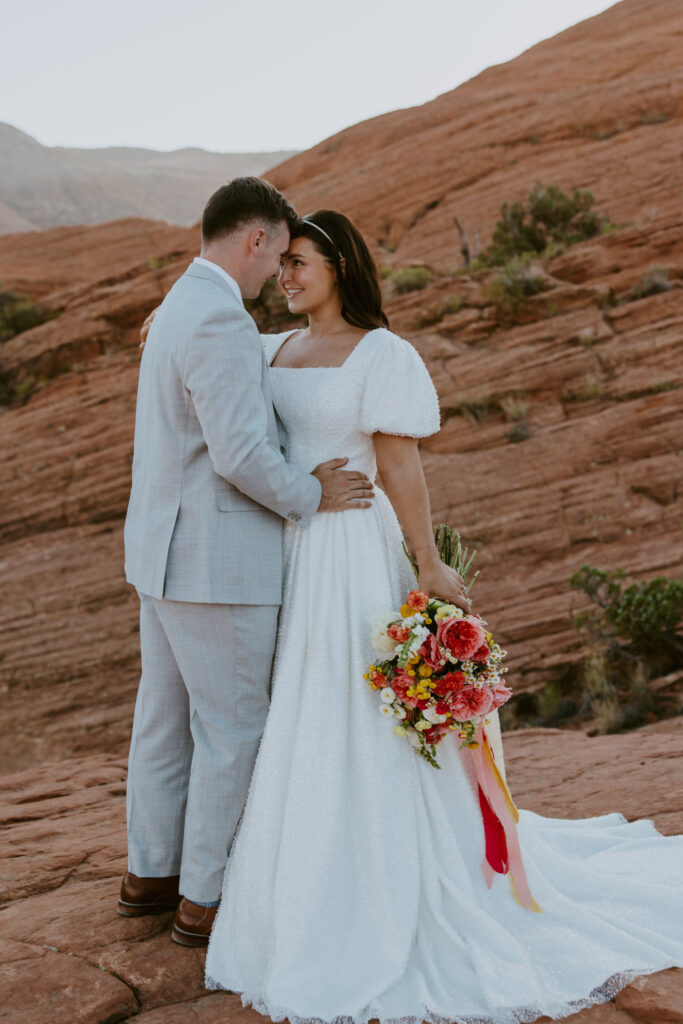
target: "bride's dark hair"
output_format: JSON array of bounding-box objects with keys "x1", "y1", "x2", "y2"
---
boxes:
[{"x1": 293, "y1": 210, "x2": 389, "y2": 331}]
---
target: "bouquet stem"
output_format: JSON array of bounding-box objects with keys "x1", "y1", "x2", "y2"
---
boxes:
[{"x1": 403, "y1": 525, "x2": 479, "y2": 591}]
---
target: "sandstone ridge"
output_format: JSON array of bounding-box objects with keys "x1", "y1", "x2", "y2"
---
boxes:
[{"x1": 0, "y1": 0, "x2": 681, "y2": 771}]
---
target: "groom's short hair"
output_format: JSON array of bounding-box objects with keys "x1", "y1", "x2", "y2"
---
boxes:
[{"x1": 202, "y1": 177, "x2": 298, "y2": 243}]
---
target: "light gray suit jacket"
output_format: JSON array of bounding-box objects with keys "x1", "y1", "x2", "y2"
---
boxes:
[{"x1": 124, "y1": 261, "x2": 322, "y2": 604}]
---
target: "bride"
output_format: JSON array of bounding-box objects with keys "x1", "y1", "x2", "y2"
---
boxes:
[{"x1": 146, "y1": 210, "x2": 683, "y2": 1023}]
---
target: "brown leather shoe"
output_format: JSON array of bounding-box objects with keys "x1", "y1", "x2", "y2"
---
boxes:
[
  {"x1": 117, "y1": 872, "x2": 181, "y2": 917},
  {"x1": 171, "y1": 897, "x2": 218, "y2": 947}
]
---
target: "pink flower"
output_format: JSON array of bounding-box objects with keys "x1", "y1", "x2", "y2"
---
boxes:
[
  {"x1": 489, "y1": 682, "x2": 513, "y2": 710},
  {"x1": 419, "y1": 633, "x2": 444, "y2": 670},
  {"x1": 471, "y1": 641, "x2": 490, "y2": 663},
  {"x1": 449, "y1": 686, "x2": 494, "y2": 722},
  {"x1": 406, "y1": 590, "x2": 429, "y2": 612},
  {"x1": 436, "y1": 616, "x2": 486, "y2": 661},
  {"x1": 390, "y1": 669, "x2": 413, "y2": 698}
]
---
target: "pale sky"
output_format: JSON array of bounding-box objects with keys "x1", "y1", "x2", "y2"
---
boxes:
[{"x1": 3, "y1": 0, "x2": 617, "y2": 153}]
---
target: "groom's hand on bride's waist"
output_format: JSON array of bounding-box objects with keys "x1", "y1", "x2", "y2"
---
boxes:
[{"x1": 313, "y1": 458, "x2": 374, "y2": 513}]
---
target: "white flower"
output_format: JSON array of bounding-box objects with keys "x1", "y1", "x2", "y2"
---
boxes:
[
  {"x1": 369, "y1": 608, "x2": 401, "y2": 657},
  {"x1": 423, "y1": 707, "x2": 447, "y2": 724},
  {"x1": 393, "y1": 725, "x2": 408, "y2": 737},
  {"x1": 380, "y1": 687, "x2": 396, "y2": 704},
  {"x1": 406, "y1": 625, "x2": 429, "y2": 657},
  {"x1": 435, "y1": 603, "x2": 457, "y2": 621},
  {"x1": 415, "y1": 719, "x2": 431, "y2": 732},
  {"x1": 378, "y1": 704, "x2": 394, "y2": 717},
  {"x1": 393, "y1": 706, "x2": 407, "y2": 720},
  {"x1": 370, "y1": 627, "x2": 399, "y2": 658}
]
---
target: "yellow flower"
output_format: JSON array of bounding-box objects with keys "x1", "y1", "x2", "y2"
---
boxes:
[
  {"x1": 418, "y1": 665, "x2": 433, "y2": 678},
  {"x1": 400, "y1": 604, "x2": 413, "y2": 618}
]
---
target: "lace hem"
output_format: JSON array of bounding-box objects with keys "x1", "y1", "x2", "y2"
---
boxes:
[{"x1": 205, "y1": 964, "x2": 672, "y2": 1024}]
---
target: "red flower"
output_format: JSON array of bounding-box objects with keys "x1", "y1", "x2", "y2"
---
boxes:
[
  {"x1": 471, "y1": 641, "x2": 490, "y2": 663},
  {"x1": 436, "y1": 616, "x2": 486, "y2": 661},
  {"x1": 388, "y1": 623, "x2": 410, "y2": 644},
  {"x1": 419, "y1": 633, "x2": 444, "y2": 670},
  {"x1": 449, "y1": 686, "x2": 494, "y2": 722},
  {"x1": 406, "y1": 590, "x2": 429, "y2": 612},
  {"x1": 432, "y1": 670, "x2": 466, "y2": 696}
]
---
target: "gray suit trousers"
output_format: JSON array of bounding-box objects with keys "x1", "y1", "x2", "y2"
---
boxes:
[{"x1": 126, "y1": 594, "x2": 278, "y2": 901}]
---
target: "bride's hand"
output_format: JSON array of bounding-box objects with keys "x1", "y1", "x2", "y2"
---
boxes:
[
  {"x1": 417, "y1": 558, "x2": 471, "y2": 614},
  {"x1": 139, "y1": 307, "x2": 160, "y2": 351}
]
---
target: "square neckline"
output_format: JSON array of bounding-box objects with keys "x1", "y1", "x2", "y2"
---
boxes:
[{"x1": 269, "y1": 327, "x2": 380, "y2": 370}]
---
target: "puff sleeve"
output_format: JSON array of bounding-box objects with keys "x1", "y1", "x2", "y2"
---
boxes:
[
  {"x1": 261, "y1": 330, "x2": 296, "y2": 366},
  {"x1": 359, "y1": 330, "x2": 441, "y2": 438}
]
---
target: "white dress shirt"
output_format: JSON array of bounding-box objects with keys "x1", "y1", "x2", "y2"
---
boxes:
[{"x1": 193, "y1": 257, "x2": 242, "y2": 305}]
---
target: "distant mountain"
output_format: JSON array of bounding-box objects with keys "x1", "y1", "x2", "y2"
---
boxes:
[{"x1": 0, "y1": 123, "x2": 297, "y2": 235}]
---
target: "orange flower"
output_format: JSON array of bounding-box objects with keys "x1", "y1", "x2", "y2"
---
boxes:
[{"x1": 406, "y1": 590, "x2": 430, "y2": 613}]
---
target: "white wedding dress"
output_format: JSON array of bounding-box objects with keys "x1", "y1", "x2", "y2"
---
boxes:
[{"x1": 206, "y1": 328, "x2": 683, "y2": 1024}]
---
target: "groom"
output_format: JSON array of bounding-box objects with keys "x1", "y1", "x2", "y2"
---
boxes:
[{"x1": 120, "y1": 177, "x2": 373, "y2": 946}]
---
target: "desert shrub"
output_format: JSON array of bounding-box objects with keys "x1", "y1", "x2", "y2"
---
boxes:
[
  {"x1": 390, "y1": 266, "x2": 433, "y2": 294},
  {"x1": 488, "y1": 257, "x2": 546, "y2": 311},
  {"x1": 442, "y1": 392, "x2": 493, "y2": 424},
  {"x1": 441, "y1": 294, "x2": 463, "y2": 315},
  {"x1": 570, "y1": 564, "x2": 683, "y2": 656},
  {"x1": 483, "y1": 183, "x2": 611, "y2": 266},
  {"x1": 499, "y1": 394, "x2": 530, "y2": 421},
  {"x1": 626, "y1": 267, "x2": 673, "y2": 302},
  {"x1": 0, "y1": 288, "x2": 56, "y2": 342}
]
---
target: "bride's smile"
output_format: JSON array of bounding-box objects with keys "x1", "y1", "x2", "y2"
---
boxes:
[{"x1": 279, "y1": 236, "x2": 339, "y2": 316}]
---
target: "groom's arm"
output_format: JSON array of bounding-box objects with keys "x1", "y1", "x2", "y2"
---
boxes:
[{"x1": 182, "y1": 303, "x2": 322, "y2": 526}]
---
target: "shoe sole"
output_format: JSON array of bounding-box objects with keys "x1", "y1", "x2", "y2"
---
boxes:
[
  {"x1": 117, "y1": 900, "x2": 179, "y2": 918},
  {"x1": 171, "y1": 924, "x2": 211, "y2": 947}
]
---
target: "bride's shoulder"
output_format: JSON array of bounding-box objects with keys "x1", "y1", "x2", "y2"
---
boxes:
[{"x1": 362, "y1": 327, "x2": 430, "y2": 369}]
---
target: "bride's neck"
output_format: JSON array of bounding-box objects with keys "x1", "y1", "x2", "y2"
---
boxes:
[{"x1": 304, "y1": 299, "x2": 346, "y2": 341}]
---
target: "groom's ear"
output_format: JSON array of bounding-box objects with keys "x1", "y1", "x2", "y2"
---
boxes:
[{"x1": 248, "y1": 227, "x2": 267, "y2": 252}]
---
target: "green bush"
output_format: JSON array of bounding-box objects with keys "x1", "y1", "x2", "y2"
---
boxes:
[
  {"x1": 570, "y1": 564, "x2": 683, "y2": 655},
  {"x1": 390, "y1": 266, "x2": 433, "y2": 294},
  {"x1": 0, "y1": 288, "x2": 56, "y2": 342},
  {"x1": 488, "y1": 257, "x2": 546, "y2": 311},
  {"x1": 483, "y1": 183, "x2": 611, "y2": 266}
]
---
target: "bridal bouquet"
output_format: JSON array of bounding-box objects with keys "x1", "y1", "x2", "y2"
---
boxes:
[{"x1": 364, "y1": 527, "x2": 511, "y2": 769}]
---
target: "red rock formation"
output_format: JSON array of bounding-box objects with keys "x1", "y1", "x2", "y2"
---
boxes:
[
  {"x1": 0, "y1": 0, "x2": 682, "y2": 771},
  {"x1": 1, "y1": 721, "x2": 681, "y2": 1022}
]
